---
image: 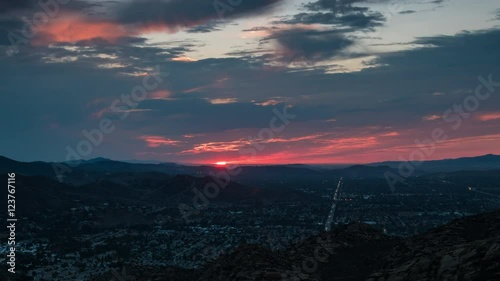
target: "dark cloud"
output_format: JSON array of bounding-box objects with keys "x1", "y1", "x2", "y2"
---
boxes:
[
  {"x1": 115, "y1": 0, "x2": 284, "y2": 28},
  {"x1": 262, "y1": 0, "x2": 452, "y2": 64},
  {"x1": 186, "y1": 21, "x2": 223, "y2": 33},
  {"x1": 274, "y1": 0, "x2": 386, "y2": 30},
  {"x1": 273, "y1": 0, "x2": 448, "y2": 30},
  {"x1": 241, "y1": 26, "x2": 279, "y2": 32},
  {"x1": 224, "y1": 49, "x2": 271, "y2": 57},
  {"x1": 303, "y1": 0, "x2": 385, "y2": 12},
  {"x1": 0, "y1": 0, "x2": 105, "y2": 14},
  {"x1": 265, "y1": 0, "x2": 390, "y2": 63},
  {"x1": 277, "y1": 10, "x2": 385, "y2": 30},
  {"x1": 265, "y1": 28, "x2": 355, "y2": 63},
  {"x1": 0, "y1": 0, "x2": 33, "y2": 13},
  {"x1": 399, "y1": 10, "x2": 416, "y2": 14},
  {"x1": 375, "y1": 29, "x2": 500, "y2": 71}
]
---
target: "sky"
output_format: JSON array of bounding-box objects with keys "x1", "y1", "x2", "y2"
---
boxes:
[{"x1": 0, "y1": 0, "x2": 499, "y2": 164}]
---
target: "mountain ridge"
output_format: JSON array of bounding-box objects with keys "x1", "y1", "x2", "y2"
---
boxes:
[{"x1": 1, "y1": 154, "x2": 499, "y2": 181}]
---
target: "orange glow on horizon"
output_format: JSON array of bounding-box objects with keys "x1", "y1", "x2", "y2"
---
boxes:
[{"x1": 214, "y1": 161, "x2": 227, "y2": 166}]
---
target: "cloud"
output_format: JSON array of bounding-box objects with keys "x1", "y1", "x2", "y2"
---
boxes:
[
  {"x1": 186, "y1": 21, "x2": 223, "y2": 33},
  {"x1": 274, "y1": 0, "x2": 386, "y2": 30},
  {"x1": 115, "y1": 0, "x2": 285, "y2": 30},
  {"x1": 32, "y1": 15, "x2": 130, "y2": 46},
  {"x1": 260, "y1": 0, "x2": 392, "y2": 64},
  {"x1": 1, "y1": 13, "x2": 500, "y2": 163},
  {"x1": 0, "y1": 0, "x2": 285, "y2": 49},
  {"x1": 0, "y1": 0, "x2": 32, "y2": 13},
  {"x1": 171, "y1": 57, "x2": 197, "y2": 62},
  {"x1": 181, "y1": 139, "x2": 249, "y2": 154},
  {"x1": 149, "y1": 90, "x2": 173, "y2": 100},
  {"x1": 477, "y1": 112, "x2": 500, "y2": 122},
  {"x1": 422, "y1": 114, "x2": 441, "y2": 121},
  {"x1": 0, "y1": 0, "x2": 104, "y2": 16},
  {"x1": 208, "y1": 98, "x2": 238, "y2": 104},
  {"x1": 139, "y1": 136, "x2": 182, "y2": 148},
  {"x1": 266, "y1": 27, "x2": 355, "y2": 63},
  {"x1": 254, "y1": 99, "x2": 280, "y2": 106},
  {"x1": 399, "y1": 10, "x2": 416, "y2": 14},
  {"x1": 260, "y1": 0, "x2": 454, "y2": 65}
]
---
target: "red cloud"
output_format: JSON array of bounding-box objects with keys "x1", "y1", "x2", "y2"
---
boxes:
[
  {"x1": 33, "y1": 15, "x2": 129, "y2": 45},
  {"x1": 139, "y1": 136, "x2": 182, "y2": 148},
  {"x1": 149, "y1": 90, "x2": 172, "y2": 100},
  {"x1": 181, "y1": 139, "x2": 249, "y2": 154},
  {"x1": 477, "y1": 112, "x2": 500, "y2": 121}
]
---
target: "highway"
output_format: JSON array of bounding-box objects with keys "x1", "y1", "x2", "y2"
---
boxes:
[
  {"x1": 469, "y1": 187, "x2": 500, "y2": 199},
  {"x1": 324, "y1": 177, "x2": 343, "y2": 231}
]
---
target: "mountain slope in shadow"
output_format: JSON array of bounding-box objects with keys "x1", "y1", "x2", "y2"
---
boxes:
[{"x1": 198, "y1": 210, "x2": 500, "y2": 281}]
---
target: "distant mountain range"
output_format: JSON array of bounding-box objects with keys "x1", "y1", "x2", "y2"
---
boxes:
[
  {"x1": 1, "y1": 154, "x2": 499, "y2": 182},
  {"x1": 369, "y1": 154, "x2": 500, "y2": 173}
]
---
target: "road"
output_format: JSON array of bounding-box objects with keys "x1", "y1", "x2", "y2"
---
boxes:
[
  {"x1": 470, "y1": 187, "x2": 500, "y2": 199},
  {"x1": 324, "y1": 177, "x2": 343, "y2": 231}
]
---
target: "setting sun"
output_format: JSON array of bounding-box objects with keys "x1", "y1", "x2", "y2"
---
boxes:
[{"x1": 215, "y1": 161, "x2": 227, "y2": 166}]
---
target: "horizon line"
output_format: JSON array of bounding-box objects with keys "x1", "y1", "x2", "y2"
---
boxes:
[{"x1": 1, "y1": 153, "x2": 498, "y2": 167}]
